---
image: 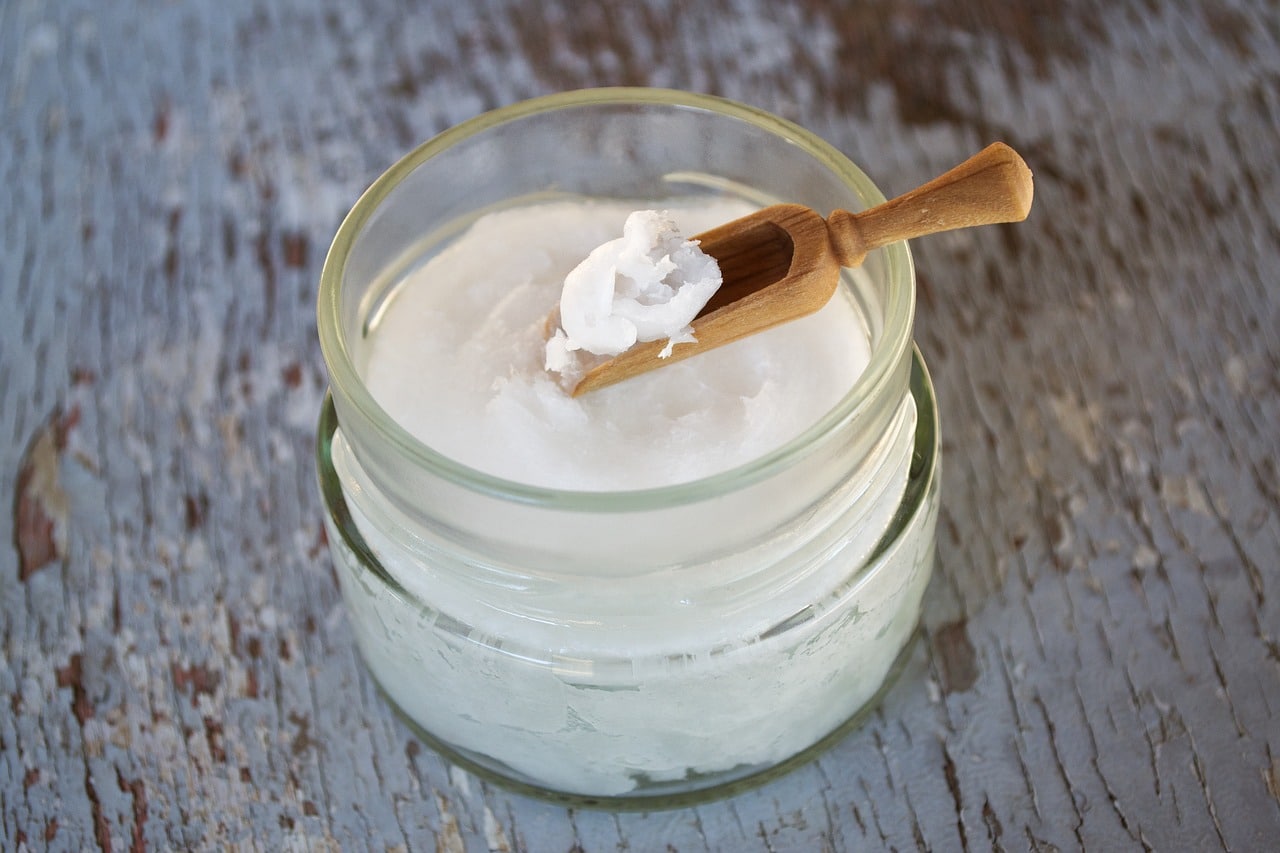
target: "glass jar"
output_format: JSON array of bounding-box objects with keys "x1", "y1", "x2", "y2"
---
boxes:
[{"x1": 316, "y1": 88, "x2": 940, "y2": 804}]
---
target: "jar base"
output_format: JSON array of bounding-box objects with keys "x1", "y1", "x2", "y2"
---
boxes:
[{"x1": 368, "y1": 624, "x2": 924, "y2": 810}]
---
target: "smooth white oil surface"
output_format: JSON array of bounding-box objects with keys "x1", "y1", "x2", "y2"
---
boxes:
[{"x1": 361, "y1": 200, "x2": 871, "y2": 490}]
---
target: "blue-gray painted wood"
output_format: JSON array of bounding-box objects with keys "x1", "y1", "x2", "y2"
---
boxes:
[{"x1": 2, "y1": 0, "x2": 1278, "y2": 850}]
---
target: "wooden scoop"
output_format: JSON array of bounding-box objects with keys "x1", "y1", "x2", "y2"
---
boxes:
[{"x1": 569, "y1": 142, "x2": 1033, "y2": 396}]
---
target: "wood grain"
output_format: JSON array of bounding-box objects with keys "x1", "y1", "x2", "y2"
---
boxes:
[{"x1": 2, "y1": 0, "x2": 1278, "y2": 850}]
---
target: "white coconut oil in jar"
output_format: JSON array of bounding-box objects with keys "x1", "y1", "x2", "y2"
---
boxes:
[{"x1": 316, "y1": 89, "x2": 941, "y2": 802}]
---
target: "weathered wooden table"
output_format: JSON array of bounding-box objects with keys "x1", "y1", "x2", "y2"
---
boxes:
[{"x1": 3, "y1": 1, "x2": 1277, "y2": 849}]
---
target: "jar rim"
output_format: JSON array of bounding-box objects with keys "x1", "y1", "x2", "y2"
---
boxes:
[{"x1": 317, "y1": 87, "x2": 916, "y2": 511}]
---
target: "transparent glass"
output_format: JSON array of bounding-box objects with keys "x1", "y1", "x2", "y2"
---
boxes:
[{"x1": 316, "y1": 88, "x2": 940, "y2": 804}]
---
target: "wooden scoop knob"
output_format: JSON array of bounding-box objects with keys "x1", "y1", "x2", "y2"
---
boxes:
[{"x1": 827, "y1": 142, "x2": 1034, "y2": 267}]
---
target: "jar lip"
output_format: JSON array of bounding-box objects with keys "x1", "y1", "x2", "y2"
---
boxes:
[{"x1": 318, "y1": 87, "x2": 915, "y2": 511}]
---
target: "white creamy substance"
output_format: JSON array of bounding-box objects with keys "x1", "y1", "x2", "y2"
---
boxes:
[
  {"x1": 329, "y1": 198, "x2": 934, "y2": 797},
  {"x1": 545, "y1": 209, "x2": 722, "y2": 378},
  {"x1": 362, "y1": 199, "x2": 869, "y2": 490}
]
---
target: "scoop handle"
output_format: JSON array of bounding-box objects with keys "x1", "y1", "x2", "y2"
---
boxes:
[{"x1": 826, "y1": 142, "x2": 1034, "y2": 267}]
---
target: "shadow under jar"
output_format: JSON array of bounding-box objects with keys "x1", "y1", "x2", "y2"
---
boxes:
[{"x1": 316, "y1": 88, "x2": 940, "y2": 805}]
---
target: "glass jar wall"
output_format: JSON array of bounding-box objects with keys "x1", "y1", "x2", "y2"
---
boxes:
[{"x1": 316, "y1": 89, "x2": 940, "y2": 803}]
